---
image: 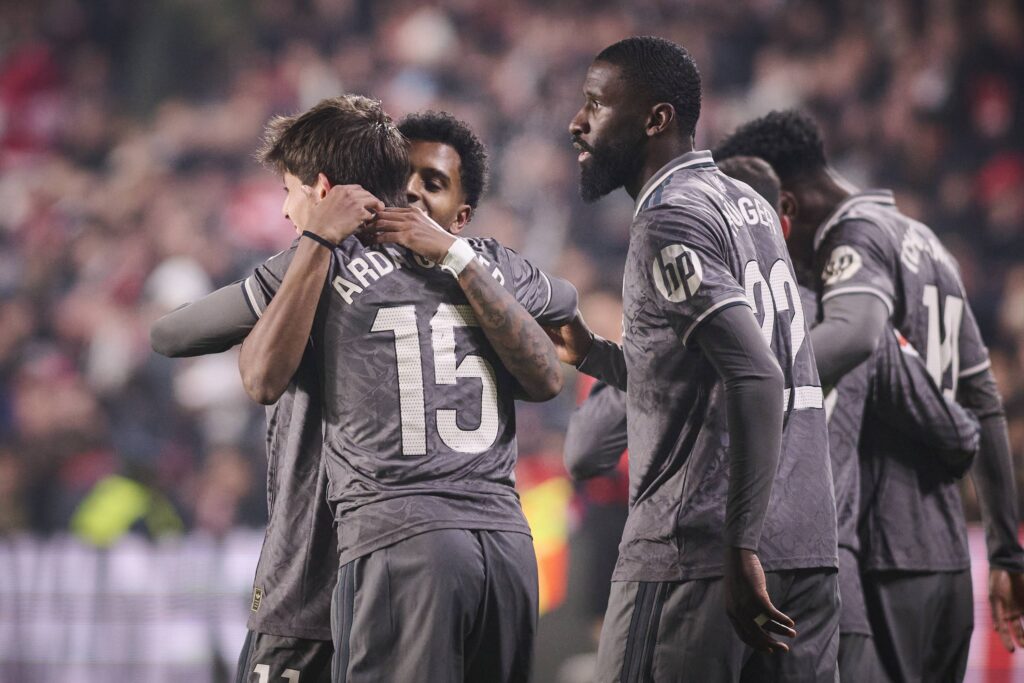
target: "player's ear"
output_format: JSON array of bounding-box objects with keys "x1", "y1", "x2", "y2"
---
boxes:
[
  {"x1": 646, "y1": 103, "x2": 675, "y2": 137},
  {"x1": 315, "y1": 173, "x2": 332, "y2": 200},
  {"x1": 449, "y1": 205, "x2": 472, "y2": 235},
  {"x1": 779, "y1": 191, "x2": 798, "y2": 221}
]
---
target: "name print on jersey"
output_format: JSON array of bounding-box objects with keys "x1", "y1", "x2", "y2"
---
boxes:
[{"x1": 332, "y1": 242, "x2": 507, "y2": 305}]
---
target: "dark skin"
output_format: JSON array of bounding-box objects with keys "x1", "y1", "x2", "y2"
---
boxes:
[
  {"x1": 406, "y1": 140, "x2": 472, "y2": 233},
  {"x1": 241, "y1": 140, "x2": 562, "y2": 405},
  {"x1": 558, "y1": 60, "x2": 796, "y2": 653}
]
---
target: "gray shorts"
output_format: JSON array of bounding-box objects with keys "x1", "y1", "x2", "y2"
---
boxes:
[
  {"x1": 331, "y1": 528, "x2": 537, "y2": 683},
  {"x1": 235, "y1": 630, "x2": 332, "y2": 683},
  {"x1": 596, "y1": 569, "x2": 839, "y2": 683},
  {"x1": 862, "y1": 569, "x2": 972, "y2": 683}
]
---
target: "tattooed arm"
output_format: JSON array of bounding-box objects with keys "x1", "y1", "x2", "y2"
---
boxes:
[{"x1": 369, "y1": 207, "x2": 563, "y2": 401}]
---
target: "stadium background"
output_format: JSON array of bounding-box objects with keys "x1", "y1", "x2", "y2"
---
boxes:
[{"x1": 0, "y1": 0, "x2": 1022, "y2": 680}]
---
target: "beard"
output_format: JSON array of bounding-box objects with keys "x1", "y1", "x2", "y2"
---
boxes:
[{"x1": 578, "y1": 131, "x2": 645, "y2": 203}]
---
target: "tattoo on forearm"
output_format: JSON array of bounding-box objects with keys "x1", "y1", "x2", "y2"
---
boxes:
[{"x1": 459, "y1": 264, "x2": 560, "y2": 395}]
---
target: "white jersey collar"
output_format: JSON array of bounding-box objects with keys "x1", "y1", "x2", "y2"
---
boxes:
[{"x1": 633, "y1": 150, "x2": 716, "y2": 218}]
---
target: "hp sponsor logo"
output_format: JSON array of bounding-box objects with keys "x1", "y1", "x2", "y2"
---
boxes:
[{"x1": 653, "y1": 244, "x2": 702, "y2": 302}]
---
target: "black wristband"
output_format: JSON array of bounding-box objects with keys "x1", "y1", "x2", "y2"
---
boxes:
[{"x1": 301, "y1": 231, "x2": 336, "y2": 250}]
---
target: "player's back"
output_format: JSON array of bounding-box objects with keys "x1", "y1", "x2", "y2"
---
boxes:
[
  {"x1": 319, "y1": 237, "x2": 537, "y2": 565},
  {"x1": 615, "y1": 152, "x2": 836, "y2": 582},
  {"x1": 815, "y1": 192, "x2": 986, "y2": 570}
]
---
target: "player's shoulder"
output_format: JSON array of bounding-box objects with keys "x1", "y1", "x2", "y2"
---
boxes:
[
  {"x1": 463, "y1": 235, "x2": 504, "y2": 256},
  {"x1": 814, "y1": 192, "x2": 904, "y2": 253}
]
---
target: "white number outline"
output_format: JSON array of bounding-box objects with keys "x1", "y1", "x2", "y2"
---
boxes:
[
  {"x1": 372, "y1": 304, "x2": 501, "y2": 455},
  {"x1": 921, "y1": 284, "x2": 964, "y2": 398},
  {"x1": 743, "y1": 259, "x2": 822, "y2": 410}
]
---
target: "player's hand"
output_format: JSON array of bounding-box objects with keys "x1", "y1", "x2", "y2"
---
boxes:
[
  {"x1": 543, "y1": 313, "x2": 594, "y2": 367},
  {"x1": 989, "y1": 568, "x2": 1024, "y2": 651},
  {"x1": 723, "y1": 547, "x2": 796, "y2": 654},
  {"x1": 365, "y1": 207, "x2": 456, "y2": 263},
  {"x1": 302, "y1": 178, "x2": 384, "y2": 244}
]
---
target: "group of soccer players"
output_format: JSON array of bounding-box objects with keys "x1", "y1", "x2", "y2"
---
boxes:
[{"x1": 150, "y1": 34, "x2": 1024, "y2": 683}]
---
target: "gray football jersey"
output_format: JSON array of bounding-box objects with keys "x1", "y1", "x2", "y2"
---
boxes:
[
  {"x1": 241, "y1": 256, "x2": 336, "y2": 640},
  {"x1": 248, "y1": 236, "x2": 576, "y2": 567},
  {"x1": 798, "y1": 286, "x2": 868, "y2": 559},
  {"x1": 814, "y1": 190, "x2": 989, "y2": 571},
  {"x1": 613, "y1": 151, "x2": 837, "y2": 582}
]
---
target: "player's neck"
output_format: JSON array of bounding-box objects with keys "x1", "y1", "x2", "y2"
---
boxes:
[{"x1": 627, "y1": 138, "x2": 695, "y2": 200}]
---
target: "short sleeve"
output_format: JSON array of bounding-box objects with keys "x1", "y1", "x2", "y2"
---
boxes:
[
  {"x1": 640, "y1": 207, "x2": 748, "y2": 345},
  {"x1": 242, "y1": 241, "x2": 299, "y2": 317},
  {"x1": 499, "y1": 246, "x2": 579, "y2": 326},
  {"x1": 957, "y1": 302, "x2": 991, "y2": 381},
  {"x1": 815, "y1": 218, "x2": 897, "y2": 315}
]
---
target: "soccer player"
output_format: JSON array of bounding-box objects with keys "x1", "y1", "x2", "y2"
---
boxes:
[
  {"x1": 715, "y1": 110, "x2": 1024, "y2": 681},
  {"x1": 150, "y1": 102, "x2": 576, "y2": 682},
  {"x1": 234, "y1": 98, "x2": 575, "y2": 681},
  {"x1": 564, "y1": 154, "x2": 981, "y2": 681},
  {"x1": 550, "y1": 37, "x2": 838, "y2": 681}
]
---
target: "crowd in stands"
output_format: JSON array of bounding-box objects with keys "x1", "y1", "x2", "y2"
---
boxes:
[{"x1": 0, "y1": 0, "x2": 1022, "y2": 538}]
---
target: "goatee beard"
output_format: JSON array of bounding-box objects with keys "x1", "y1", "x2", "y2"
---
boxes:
[{"x1": 579, "y1": 134, "x2": 645, "y2": 203}]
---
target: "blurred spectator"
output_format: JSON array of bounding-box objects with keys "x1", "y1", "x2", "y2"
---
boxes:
[{"x1": 0, "y1": 0, "x2": 1020, "y2": 538}]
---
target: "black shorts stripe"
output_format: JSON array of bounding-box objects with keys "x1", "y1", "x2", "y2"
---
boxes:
[
  {"x1": 620, "y1": 582, "x2": 668, "y2": 683},
  {"x1": 332, "y1": 563, "x2": 355, "y2": 683},
  {"x1": 235, "y1": 630, "x2": 255, "y2": 683}
]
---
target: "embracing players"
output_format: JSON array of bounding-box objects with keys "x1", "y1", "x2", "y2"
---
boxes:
[{"x1": 152, "y1": 101, "x2": 577, "y2": 682}]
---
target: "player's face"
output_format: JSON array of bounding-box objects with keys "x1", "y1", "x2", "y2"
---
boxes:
[
  {"x1": 569, "y1": 60, "x2": 647, "y2": 202},
  {"x1": 406, "y1": 141, "x2": 471, "y2": 234},
  {"x1": 281, "y1": 172, "x2": 317, "y2": 235}
]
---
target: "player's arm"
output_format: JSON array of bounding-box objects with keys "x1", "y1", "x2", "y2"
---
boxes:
[
  {"x1": 563, "y1": 381, "x2": 628, "y2": 480},
  {"x1": 150, "y1": 282, "x2": 257, "y2": 357},
  {"x1": 812, "y1": 220, "x2": 898, "y2": 387},
  {"x1": 239, "y1": 182, "x2": 382, "y2": 404},
  {"x1": 868, "y1": 329, "x2": 980, "y2": 475},
  {"x1": 368, "y1": 208, "x2": 562, "y2": 400},
  {"x1": 959, "y1": 366, "x2": 1024, "y2": 650},
  {"x1": 692, "y1": 305, "x2": 795, "y2": 653},
  {"x1": 543, "y1": 314, "x2": 628, "y2": 391},
  {"x1": 809, "y1": 292, "x2": 889, "y2": 387}
]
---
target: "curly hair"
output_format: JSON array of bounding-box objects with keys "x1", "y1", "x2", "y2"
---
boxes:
[
  {"x1": 257, "y1": 95, "x2": 408, "y2": 206},
  {"x1": 596, "y1": 36, "x2": 702, "y2": 138},
  {"x1": 398, "y1": 111, "x2": 489, "y2": 209},
  {"x1": 714, "y1": 110, "x2": 827, "y2": 184}
]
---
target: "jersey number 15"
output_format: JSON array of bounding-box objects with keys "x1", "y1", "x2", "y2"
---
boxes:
[{"x1": 372, "y1": 304, "x2": 500, "y2": 455}]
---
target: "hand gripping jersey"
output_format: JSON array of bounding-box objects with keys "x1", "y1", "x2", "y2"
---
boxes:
[
  {"x1": 246, "y1": 237, "x2": 577, "y2": 567},
  {"x1": 614, "y1": 150, "x2": 837, "y2": 582}
]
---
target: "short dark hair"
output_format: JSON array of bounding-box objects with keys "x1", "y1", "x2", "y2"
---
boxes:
[
  {"x1": 596, "y1": 36, "x2": 702, "y2": 138},
  {"x1": 398, "y1": 111, "x2": 489, "y2": 209},
  {"x1": 714, "y1": 110, "x2": 827, "y2": 184},
  {"x1": 717, "y1": 156, "x2": 782, "y2": 210},
  {"x1": 257, "y1": 95, "x2": 408, "y2": 206}
]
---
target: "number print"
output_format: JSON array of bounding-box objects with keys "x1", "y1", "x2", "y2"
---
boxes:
[
  {"x1": 921, "y1": 285, "x2": 964, "y2": 398},
  {"x1": 372, "y1": 305, "x2": 501, "y2": 455},
  {"x1": 253, "y1": 665, "x2": 300, "y2": 683},
  {"x1": 743, "y1": 259, "x2": 822, "y2": 410},
  {"x1": 371, "y1": 306, "x2": 427, "y2": 454},
  {"x1": 431, "y1": 305, "x2": 500, "y2": 453}
]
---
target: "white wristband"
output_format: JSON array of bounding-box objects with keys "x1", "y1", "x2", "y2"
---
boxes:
[{"x1": 439, "y1": 238, "x2": 476, "y2": 278}]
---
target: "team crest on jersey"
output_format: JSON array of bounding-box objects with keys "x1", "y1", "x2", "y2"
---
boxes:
[
  {"x1": 821, "y1": 245, "x2": 862, "y2": 285},
  {"x1": 251, "y1": 586, "x2": 263, "y2": 612},
  {"x1": 653, "y1": 244, "x2": 702, "y2": 302}
]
